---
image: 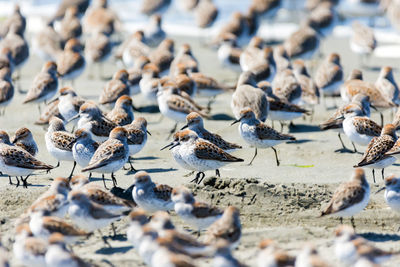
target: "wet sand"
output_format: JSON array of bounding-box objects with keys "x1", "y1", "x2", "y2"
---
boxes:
[{"x1": 1, "y1": 34, "x2": 400, "y2": 266}]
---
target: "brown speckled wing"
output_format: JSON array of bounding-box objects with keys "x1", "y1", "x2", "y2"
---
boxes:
[
  {"x1": 358, "y1": 135, "x2": 395, "y2": 166},
  {"x1": 51, "y1": 131, "x2": 75, "y2": 151},
  {"x1": 124, "y1": 127, "x2": 145, "y2": 145},
  {"x1": 268, "y1": 98, "x2": 309, "y2": 113},
  {"x1": 322, "y1": 182, "x2": 365, "y2": 215},
  {"x1": 91, "y1": 118, "x2": 116, "y2": 137},
  {"x1": 90, "y1": 202, "x2": 121, "y2": 220},
  {"x1": 100, "y1": 80, "x2": 129, "y2": 104},
  {"x1": 194, "y1": 141, "x2": 243, "y2": 162},
  {"x1": 353, "y1": 117, "x2": 381, "y2": 136},
  {"x1": 167, "y1": 95, "x2": 199, "y2": 114},
  {"x1": 43, "y1": 216, "x2": 87, "y2": 236},
  {"x1": 57, "y1": 51, "x2": 85, "y2": 76},
  {"x1": 316, "y1": 64, "x2": 343, "y2": 88},
  {"x1": 87, "y1": 188, "x2": 129, "y2": 207},
  {"x1": 35, "y1": 100, "x2": 62, "y2": 125},
  {"x1": 256, "y1": 123, "x2": 295, "y2": 141},
  {"x1": 153, "y1": 184, "x2": 173, "y2": 201},
  {"x1": 192, "y1": 202, "x2": 223, "y2": 218},
  {"x1": 0, "y1": 146, "x2": 52, "y2": 169},
  {"x1": 89, "y1": 140, "x2": 125, "y2": 167},
  {"x1": 201, "y1": 131, "x2": 241, "y2": 150}
]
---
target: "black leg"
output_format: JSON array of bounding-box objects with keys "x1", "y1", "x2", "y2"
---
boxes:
[
  {"x1": 111, "y1": 223, "x2": 117, "y2": 237},
  {"x1": 102, "y1": 174, "x2": 108, "y2": 189},
  {"x1": 167, "y1": 123, "x2": 178, "y2": 140},
  {"x1": 215, "y1": 169, "x2": 220, "y2": 177},
  {"x1": 190, "y1": 172, "x2": 201, "y2": 183},
  {"x1": 8, "y1": 176, "x2": 12, "y2": 185},
  {"x1": 15, "y1": 177, "x2": 20, "y2": 187},
  {"x1": 352, "y1": 142, "x2": 358, "y2": 153},
  {"x1": 68, "y1": 161, "x2": 77, "y2": 179},
  {"x1": 248, "y1": 148, "x2": 258, "y2": 165},
  {"x1": 351, "y1": 217, "x2": 356, "y2": 229},
  {"x1": 271, "y1": 147, "x2": 280, "y2": 166},
  {"x1": 98, "y1": 230, "x2": 112, "y2": 248},
  {"x1": 340, "y1": 217, "x2": 343, "y2": 224},
  {"x1": 129, "y1": 157, "x2": 137, "y2": 172},
  {"x1": 197, "y1": 172, "x2": 205, "y2": 184},
  {"x1": 382, "y1": 169, "x2": 385, "y2": 180},
  {"x1": 111, "y1": 173, "x2": 117, "y2": 187},
  {"x1": 280, "y1": 121, "x2": 284, "y2": 132},
  {"x1": 372, "y1": 169, "x2": 376, "y2": 183},
  {"x1": 21, "y1": 175, "x2": 30, "y2": 188},
  {"x1": 55, "y1": 161, "x2": 60, "y2": 168},
  {"x1": 338, "y1": 133, "x2": 347, "y2": 150},
  {"x1": 89, "y1": 172, "x2": 92, "y2": 179}
]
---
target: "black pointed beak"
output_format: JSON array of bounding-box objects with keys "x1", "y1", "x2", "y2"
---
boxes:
[
  {"x1": 375, "y1": 186, "x2": 386, "y2": 194},
  {"x1": 169, "y1": 142, "x2": 180, "y2": 150},
  {"x1": 231, "y1": 119, "x2": 241, "y2": 126},
  {"x1": 48, "y1": 97, "x2": 59, "y2": 104},
  {"x1": 180, "y1": 124, "x2": 188, "y2": 130},
  {"x1": 67, "y1": 114, "x2": 80, "y2": 124},
  {"x1": 146, "y1": 130, "x2": 151, "y2": 136},
  {"x1": 370, "y1": 104, "x2": 378, "y2": 111},
  {"x1": 160, "y1": 142, "x2": 174, "y2": 151}
]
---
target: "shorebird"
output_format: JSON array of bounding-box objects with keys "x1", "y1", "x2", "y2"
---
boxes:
[
  {"x1": 292, "y1": 59, "x2": 319, "y2": 106},
  {"x1": 195, "y1": 0, "x2": 219, "y2": 28},
  {"x1": 122, "y1": 31, "x2": 150, "y2": 68},
  {"x1": 106, "y1": 95, "x2": 135, "y2": 126},
  {"x1": 58, "y1": 6, "x2": 82, "y2": 44},
  {"x1": 53, "y1": 86, "x2": 85, "y2": 124},
  {"x1": 35, "y1": 98, "x2": 63, "y2": 126},
  {"x1": 341, "y1": 104, "x2": 382, "y2": 151},
  {"x1": 240, "y1": 36, "x2": 265, "y2": 72},
  {"x1": 249, "y1": 0, "x2": 282, "y2": 20},
  {"x1": 212, "y1": 240, "x2": 245, "y2": 267},
  {"x1": 217, "y1": 33, "x2": 242, "y2": 72},
  {"x1": 340, "y1": 70, "x2": 396, "y2": 108},
  {"x1": 0, "y1": 131, "x2": 53, "y2": 187},
  {"x1": 375, "y1": 66, "x2": 399, "y2": 106},
  {"x1": 283, "y1": 22, "x2": 319, "y2": 59},
  {"x1": 378, "y1": 175, "x2": 400, "y2": 215},
  {"x1": 123, "y1": 117, "x2": 150, "y2": 171},
  {"x1": 176, "y1": 130, "x2": 243, "y2": 184},
  {"x1": 257, "y1": 239, "x2": 296, "y2": 267},
  {"x1": 0, "y1": 48, "x2": 14, "y2": 73},
  {"x1": 57, "y1": 38, "x2": 85, "y2": 85},
  {"x1": 321, "y1": 168, "x2": 369, "y2": 227},
  {"x1": 99, "y1": 70, "x2": 130, "y2": 105},
  {"x1": 45, "y1": 233, "x2": 88, "y2": 267},
  {"x1": 72, "y1": 101, "x2": 117, "y2": 142},
  {"x1": 320, "y1": 94, "x2": 372, "y2": 151},
  {"x1": 26, "y1": 177, "x2": 70, "y2": 218},
  {"x1": 232, "y1": 108, "x2": 296, "y2": 166},
  {"x1": 127, "y1": 209, "x2": 150, "y2": 247},
  {"x1": 214, "y1": 12, "x2": 250, "y2": 46},
  {"x1": 85, "y1": 31, "x2": 112, "y2": 79},
  {"x1": 0, "y1": 67, "x2": 14, "y2": 115},
  {"x1": 127, "y1": 55, "x2": 150, "y2": 95},
  {"x1": 45, "y1": 117, "x2": 77, "y2": 178},
  {"x1": 68, "y1": 190, "x2": 124, "y2": 237},
  {"x1": 295, "y1": 244, "x2": 329, "y2": 267},
  {"x1": 182, "y1": 112, "x2": 241, "y2": 152},
  {"x1": 334, "y1": 225, "x2": 398, "y2": 265},
  {"x1": 12, "y1": 127, "x2": 38, "y2": 157},
  {"x1": 23, "y1": 61, "x2": 58, "y2": 110},
  {"x1": 272, "y1": 68, "x2": 302, "y2": 105},
  {"x1": 139, "y1": 63, "x2": 161, "y2": 103},
  {"x1": 13, "y1": 224, "x2": 47, "y2": 267},
  {"x1": 157, "y1": 82, "x2": 209, "y2": 135},
  {"x1": 0, "y1": 4, "x2": 25, "y2": 37},
  {"x1": 81, "y1": 127, "x2": 129, "y2": 188},
  {"x1": 50, "y1": 0, "x2": 90, "y2": 21},
  {"x1": 231, "y1": 71, "x2": 269, "y2": 122},
  {"x1": 149, "y1": 39, "x2": 174, "y2": 76},
  {"x1": 71, "y1": 129, "x2": 99, "y2": 174},
  {"x1": 0, "y1": 24, "x2": 29, "y2": 77},
  {"x1": 172, "y1": 186, "x2": 223, "y2": 231},
  {"x1": 258, "y1": 81, "x2": 310, "y2": 128},
  {"x1": 29, "y1": 212, "x2": 89, "y2": 243},
  {"x1": 306, "y1": 1, "x2": 336, "y2": 36},
  {"x1": 140, "y1": 0, "x2": 171, "y2": 15},
  {"x1": 170, "y1": 44, "x2": 199, "y2": 76},
  {"x1": 354, "y1": 124, "x2": 397, "y2": 182},
  {"x1": 144, "y1": 14, "x2": 166, "y2": 47},
  {"x1": 203, "y1": 206, "x2": 241, "y2": 249},
  {"x1": 273, "y1": 45, "x2": 291, "y2": 73},
  {"x1": 70, "y1": 175, "x2": 133, "y2": 213},
  {"x1": 132, "y1": 171, "x2": 174, "y2": 212},
  {"x1": 83, "y1": 0, "x2": 120, "y2": 36},
  {"x1": 315, "y1": 53, "x2": 343, "y2": 103},
  {"x1": 32, "y1": 20, "x2": 63, "y2": 62},
  {"x1": 351, "y1": 21, "x2": 376, "y2": 68}
]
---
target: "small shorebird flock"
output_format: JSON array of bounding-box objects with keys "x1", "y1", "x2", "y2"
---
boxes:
[{"x1": 1, "y1": 0, "x2": 400, "y2": 266}]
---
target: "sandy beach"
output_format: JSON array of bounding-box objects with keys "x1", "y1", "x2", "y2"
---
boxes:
[{"x1": 1, "y1": 23, "x2": 400, "y2": 266}]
